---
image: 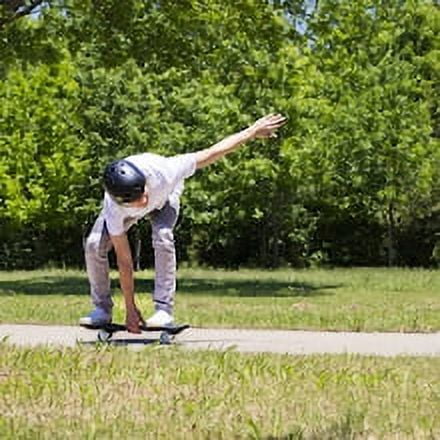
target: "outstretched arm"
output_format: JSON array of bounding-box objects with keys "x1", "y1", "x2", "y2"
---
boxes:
[{"x1": 194, "y1": 114, "x2": 287, "y2": 169}]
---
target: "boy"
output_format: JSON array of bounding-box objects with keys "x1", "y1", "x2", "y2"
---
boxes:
[{"x1": 79, "y1": 113, "x2": 286, "y2": 333}]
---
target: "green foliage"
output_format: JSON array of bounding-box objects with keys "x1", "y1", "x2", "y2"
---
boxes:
[
  {"x1": 0, "y1": 58, "x2": 90, "y2": 267},
  {"x1": 290, "y1": 0, "x2": 440, "y2": 265},
  {"x1": 0, "y1": 0, "x2": 439, "y2": 268}
]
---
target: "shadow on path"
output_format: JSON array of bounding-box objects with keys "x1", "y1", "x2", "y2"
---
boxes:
[{"x1": 80, "y1": 338, "x2": 158, "y2": 347}]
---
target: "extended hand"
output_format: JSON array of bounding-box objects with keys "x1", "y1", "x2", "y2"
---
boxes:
[
  {"x1": 194, "y1": 112, "x2": 287, "y2": 170},
  {"x1": 249, "y1": 113, "x2": 287, "y2": 139},
  {"x1": 126, "y1": 306, "x2": 145, "y2": 334}
]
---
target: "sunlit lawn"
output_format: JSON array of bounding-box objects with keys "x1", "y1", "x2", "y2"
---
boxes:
[
  {"x1": 1, "y1": 268, "x2": 439, "y2": 438},
  {"x1": 0, "y1": 267, "x2": 439, "y2": 332},
  {"x1": 0, "y1": 343, "x2": 439, "y2": 439}
]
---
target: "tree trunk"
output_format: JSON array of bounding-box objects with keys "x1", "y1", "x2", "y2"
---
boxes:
[{"x1": 387, "y1": 202, "x2": 397, "y2": 267}]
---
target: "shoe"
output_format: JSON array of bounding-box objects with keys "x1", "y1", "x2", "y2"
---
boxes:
[
  {"x1": 145, "y1": 310, "x2": 174, "y2": 327},
  {"x1": 79, "y1": 307, "x2": 111, "y2": 326}
]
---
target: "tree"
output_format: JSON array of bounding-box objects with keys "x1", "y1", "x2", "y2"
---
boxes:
[
  {"x1": 293, "y1": 0, "x2": 440, "y2": 265},
  {"x1": 0, "y1": 0, "x2": 45, "y2": 29},
  {"x1": 0, "y1": 59, "x2": 90, "y2": 266}
]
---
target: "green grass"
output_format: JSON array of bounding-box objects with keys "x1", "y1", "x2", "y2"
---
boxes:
[
  {"x1": 0, "y1": 268, "x2": 439, "y2": 332},
  {"x1": 1, "y1": 269, "x2": 439, "y2": 439},
  {"x1": 0, "y1": 343, "x2": 438, "y2": 439}
]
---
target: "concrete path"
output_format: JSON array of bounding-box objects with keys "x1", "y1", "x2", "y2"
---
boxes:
[{"x1": 1, "y1": 324, "x2": 439, "y2": 357}]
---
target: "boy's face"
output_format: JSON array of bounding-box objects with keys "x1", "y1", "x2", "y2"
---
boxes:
[{"x1": 120, "y1": 189, "x2": 148, "y2": 208}]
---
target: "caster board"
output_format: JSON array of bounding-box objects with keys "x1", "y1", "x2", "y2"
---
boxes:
[{"x1": 80, "y1": 322, "x2": 190, "y2": 345}]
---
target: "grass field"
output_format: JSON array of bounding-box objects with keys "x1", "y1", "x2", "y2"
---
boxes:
[
  {"x1": 0, "y1": 267, "x2": 439, "y2": 332},
  {"x1": 0, "y1": 343, "x2": 439, "y2": 439}
]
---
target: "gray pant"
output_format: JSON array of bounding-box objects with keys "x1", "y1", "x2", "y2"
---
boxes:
[{"x1": 84, "y1": 200, "x2": 179, "y2": 315}]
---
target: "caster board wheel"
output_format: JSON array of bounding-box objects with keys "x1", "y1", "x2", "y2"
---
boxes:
[
  {"x1": 97, "y1": 328, "x2": 113, "y2": 342},
  {"x1": 159, "y1": 331, "x2": 174, "y2": 345}
]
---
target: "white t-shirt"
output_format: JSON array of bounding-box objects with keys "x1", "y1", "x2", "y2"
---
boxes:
[{"x1": 102, "y1": 152, "x2": 197, "y2": 236}]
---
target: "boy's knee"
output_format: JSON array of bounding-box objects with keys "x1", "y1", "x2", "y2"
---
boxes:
[
  {"x1": 85, "y1": 235, "x2": 102, "y2": 256},
  {"x1": 152, "y1": 228, "x2": 175, "y2": 252}
]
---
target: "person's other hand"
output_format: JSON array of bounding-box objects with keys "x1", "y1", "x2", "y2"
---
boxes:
[{"x1": 126, "y1": 306, "x2": 145, "y2": 334}]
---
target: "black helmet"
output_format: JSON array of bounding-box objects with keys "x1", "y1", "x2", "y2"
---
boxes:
[{"x1": 103, "y1": 159, "x2": 146, "y2": 204}]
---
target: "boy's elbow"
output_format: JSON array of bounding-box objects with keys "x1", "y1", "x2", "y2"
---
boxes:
[
  {"x1": 194, "y1": 151, "x2": 210, "y2": 169},
  {"x1": 196, "y1": 159, "x2": 208, "y2": 169}
]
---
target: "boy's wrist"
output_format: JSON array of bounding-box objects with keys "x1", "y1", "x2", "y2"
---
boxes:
[
  {"x1": 125, "y1": 299, "x2": 137, "y2": 310},
  {"x1": 241, "y1": 126, "x2": 256, "y2": 142}
]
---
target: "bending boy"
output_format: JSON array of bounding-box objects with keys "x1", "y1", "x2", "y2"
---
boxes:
[{"x1": 80, "y1": 114, "x2": 286, "y2": 333}]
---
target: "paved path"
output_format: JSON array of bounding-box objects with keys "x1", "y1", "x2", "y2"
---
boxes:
[{"x1": 1, "y1": 324, "x2": 439, "y2": 357}]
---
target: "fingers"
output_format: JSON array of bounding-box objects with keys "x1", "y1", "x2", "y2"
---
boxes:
[
  {"x1": 138, "y1": 311, "x2": 146, "y2": 326},
  {"x1": 126, "y1": 307, "x2": 144, "y2": 333},
  {"x1": 269, "y1": 114, "x2": 287, "y2": 126},
  {"x1": 266, "y1": 113, "x2": 285, "y2": 120},
  {"x1": 265, "y1": 117, "x2": 287, "y2": 135},
  {"x1": 257, "y1": 113, "x2": 282, "y2": 122},
  {"x1": 126, "y1": 322, "x2": 141, "y2": 334},
  {"x1": 261, "y1": 113, "x2": 287, "y2": 127},
  {"x1": 251, "y1": 113, "x2": 287, "y2": 139}
]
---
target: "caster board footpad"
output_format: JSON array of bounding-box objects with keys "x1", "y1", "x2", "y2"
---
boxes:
[{"x1": 80, "y1": 322, "x2": 190, "y2": 344}]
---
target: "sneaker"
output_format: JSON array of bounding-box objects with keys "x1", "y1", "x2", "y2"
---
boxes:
[
  {"x1": 145, "y1": 310, "x2": 174, "y2": 327},
  {"x1": 79, "y1": 307, "x2": 111, "y2": 326}
]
